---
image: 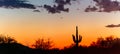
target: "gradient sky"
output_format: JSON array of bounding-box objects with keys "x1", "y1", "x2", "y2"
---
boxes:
[{"x1": 1, "y1": 0, "x2": 120, "y2": 49}]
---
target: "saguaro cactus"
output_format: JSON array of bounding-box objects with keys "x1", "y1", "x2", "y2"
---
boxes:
[{"x1": 72, "y1": 26, "x2": 82, "y2": 47}]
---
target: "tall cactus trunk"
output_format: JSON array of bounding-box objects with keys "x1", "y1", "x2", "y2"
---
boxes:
[
  {"x1": 76, "y1": 42, "x2": 78, "y2": 47},
  {"x1": 76, "y1": 26, "x2": 78, "y2": 47},
  {"x1": 72, "y1": 26, "x2": 82, "y2": 48}
]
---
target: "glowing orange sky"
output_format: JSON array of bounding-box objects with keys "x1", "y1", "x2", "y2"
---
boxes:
[{"x1": 0, "y1": 4, "x2": 120, "y2": 49}]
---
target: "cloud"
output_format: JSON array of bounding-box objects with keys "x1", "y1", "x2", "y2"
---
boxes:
[
  {"x1": 43, "y1": 4, "x2": 69, "y2": 13},
  {"x1": 33, "y1": 10, "x2": 40, "y2": 12},
  {"x1": 106, "y1": 24, "x2": 120, "y2": 28},
  {"x1": 85, "y1": 6, "x2": 98, "y2": 12},
  {"x1": 43, "y1": 0, "x2": 76, "y2": 14},
  {"x1": 0, "y1": 0, "x2": 79, "y2": 13},
  {"x1": 85, "y1": 0, "x2": 120, "y2": 12},
  {"x1": 0, "y1": 0, "x2": 36, "y2": 9}
]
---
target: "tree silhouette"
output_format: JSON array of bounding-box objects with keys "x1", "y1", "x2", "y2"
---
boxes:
[
  {"x1": 90, "y1": 36, "x2": 120, "y2": 48},
  {"x1": 0, "y1": 34, "x2": 17, "y2": 44},
  {"x1": 32, "y1": 38, "x2": 53, "y2": 50}
]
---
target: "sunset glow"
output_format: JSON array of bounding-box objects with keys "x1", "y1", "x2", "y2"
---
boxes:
[{"x1": 0, "y1": 0, "x2": 120, "y2": 49}]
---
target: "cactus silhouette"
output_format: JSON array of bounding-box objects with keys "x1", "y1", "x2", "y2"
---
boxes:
[{"x1": 72, "y1": 26, "x2": 82, "y2": 47}]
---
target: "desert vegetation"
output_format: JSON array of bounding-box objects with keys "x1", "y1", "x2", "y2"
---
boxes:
[
  {"x1": 0, "y1": 35, "x2": 120, "y2": 54},
  {"x1": 0, "y1": 27, "x2": 120, "y2": 54}
]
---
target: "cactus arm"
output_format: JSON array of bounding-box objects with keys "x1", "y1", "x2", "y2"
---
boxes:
[
  {"x1": 78, "y1": 35, "x2": 82, "y2": 42},
  {"x1": 72, "y1": 35, "x2": 76, "y2": 43}
]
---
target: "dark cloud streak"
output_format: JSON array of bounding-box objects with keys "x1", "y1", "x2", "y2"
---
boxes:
[
  {"x1": 0, "y1": 0, "x2": 36, "y2": 9},
  {"x1": 33, "y1": 10, "x2": 40, "y2": 12},
  {"x1": 106, "y1": 24, "x2": 120, "y2": 28}
]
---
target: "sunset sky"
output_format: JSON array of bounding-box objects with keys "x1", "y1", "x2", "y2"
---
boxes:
[{"x1": 1, "y1": 0, "x2": 120, "y2": 49}]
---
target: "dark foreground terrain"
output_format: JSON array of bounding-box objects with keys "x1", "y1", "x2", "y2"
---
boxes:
[
  {"x1": 0, "y1": 35, "x2": 120, "y2": 54},
  {"x1": 0, "y1": 42, "x2": 120, "y2": 54}
]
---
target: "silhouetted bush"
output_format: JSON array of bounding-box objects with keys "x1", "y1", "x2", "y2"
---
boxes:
[
  {"x1": 32, "y1": 38, "x2": 53, "y2": 50},
  {"x1": 0, "y1": 34, "x2": 17, "y2": 44},
  {"x1": 90, "y1": 36, "x2": 120, "y2": 48}
]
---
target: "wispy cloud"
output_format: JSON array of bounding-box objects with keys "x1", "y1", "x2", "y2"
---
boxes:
[
  {"x1": 106, "y1": 24, "x2": 120, "y2": 28},
  {"x1": 85, "y1": 0, "x2": 120, "y2": 12}
]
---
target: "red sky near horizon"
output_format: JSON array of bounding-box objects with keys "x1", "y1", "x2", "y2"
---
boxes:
[{"x1": 1, "y1": 0, "x2": 120, "y2": 49}]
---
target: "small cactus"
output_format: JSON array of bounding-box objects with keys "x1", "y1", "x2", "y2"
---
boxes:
[{"x1": 72, "y1": 26, "x2": 82, "y2": 47}]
